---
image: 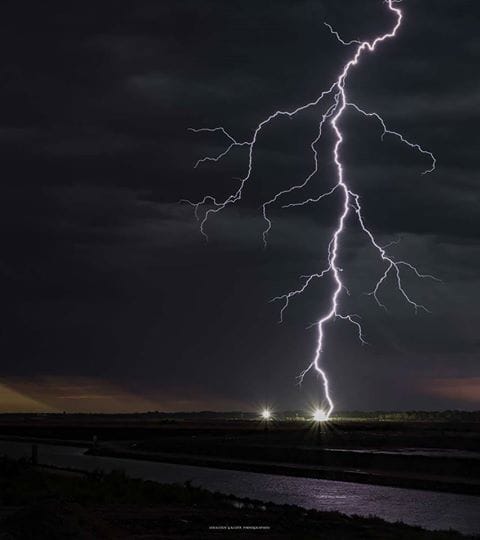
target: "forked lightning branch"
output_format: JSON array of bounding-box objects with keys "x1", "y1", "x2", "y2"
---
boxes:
[{"x1": 184, "y1": 1, "x2": 438, "y2": 419}]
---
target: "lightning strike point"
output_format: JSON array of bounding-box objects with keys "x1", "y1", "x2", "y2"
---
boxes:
[{"x1": 312, "y1": 408, "x2": 329, "y2": 422}]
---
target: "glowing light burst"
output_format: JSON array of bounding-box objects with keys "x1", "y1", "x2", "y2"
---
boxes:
[
  {"x1": 185, "y1": 1, "x2": 438, "y2": 419},
  {"x1": 261, "y1": 408, "x2": 272, "y2": 421}
]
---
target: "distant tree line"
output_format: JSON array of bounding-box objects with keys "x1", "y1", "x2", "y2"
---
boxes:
[
  {"x1": 333, "y1": 410, "x2": 480, "y2": 422},
  {"x1": 1, "y1": 410, "x2": 479, "y2": 422}
]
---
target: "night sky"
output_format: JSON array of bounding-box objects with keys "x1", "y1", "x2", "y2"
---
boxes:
[{"x1": 0, "y1": 0, "x2": 478, "y2": 413}]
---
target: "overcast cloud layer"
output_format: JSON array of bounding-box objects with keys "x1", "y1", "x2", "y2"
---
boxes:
[{"x1": 0, "y1": 0, "x2": 478, "y2": 412}]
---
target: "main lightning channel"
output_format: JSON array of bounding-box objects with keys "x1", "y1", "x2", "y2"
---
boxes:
[{"x1": 185, "y1": 1, "x2": 437, "y2": 419}]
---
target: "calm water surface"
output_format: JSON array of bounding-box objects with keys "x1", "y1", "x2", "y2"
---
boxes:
[{"x1": 0, "y1": 440, "x2": 478, "y2": 535}]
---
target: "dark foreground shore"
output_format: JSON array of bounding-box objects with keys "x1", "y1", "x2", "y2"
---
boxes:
[{"x1": 0, "y1": 457, "x2": 476, "y2": 540}]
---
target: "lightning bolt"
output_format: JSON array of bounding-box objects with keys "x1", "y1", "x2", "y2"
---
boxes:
[{"x1": 185, "y1": 1, "x2": 439, "y2": 419}]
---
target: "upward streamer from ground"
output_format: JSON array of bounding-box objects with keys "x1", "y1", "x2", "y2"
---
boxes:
[{"x1": 184, "y1": 1, "x2": 438, "y2": 419}]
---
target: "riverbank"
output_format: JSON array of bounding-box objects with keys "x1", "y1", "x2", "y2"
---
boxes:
[
  {"x1": 87, "y1": 444, "x2": 480, "y2": 497},
  {"x1": 2, "y1": 439, "x2": 479, "y2": 535},
  {"x1": 0, "y1": 457, "x2": 476, "y2": 539},
  {"x1": 2, "y1": 435, "x2": 478, "y2": 496}
]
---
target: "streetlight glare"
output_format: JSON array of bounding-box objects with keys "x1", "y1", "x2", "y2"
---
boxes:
[{"x1": 261, "y1": 408, "x2": 272, "y2": 420}]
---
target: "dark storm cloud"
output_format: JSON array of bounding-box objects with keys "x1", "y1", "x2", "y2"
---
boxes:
[{"x1": 0, "y1": 0, "x2": 478, "y2": 411}]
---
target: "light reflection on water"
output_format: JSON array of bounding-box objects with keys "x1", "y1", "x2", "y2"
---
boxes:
[{"x1": 0, "y1": 441, "x2": 478, "y2": 535}]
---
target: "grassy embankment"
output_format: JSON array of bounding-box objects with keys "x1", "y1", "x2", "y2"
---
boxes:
[{"x1": 0, "y1": 457, "x2": 477, "y2": 539}]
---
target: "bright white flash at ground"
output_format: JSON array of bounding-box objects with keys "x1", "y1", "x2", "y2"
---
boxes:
[
  {"x1": 312, "y1": 408, "x2": 329, "y2": 423},
  {"x1": 261, "y1": 409, "x2": 272, "y2": 421},
  {"x1": 186, "y1": 1, "x2": 438, "y2": 421}
]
